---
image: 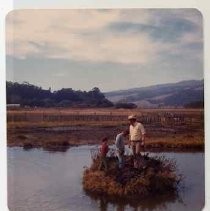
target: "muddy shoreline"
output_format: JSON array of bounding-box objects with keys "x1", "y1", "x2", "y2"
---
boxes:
[{"x1": 7, "y1": 125, "x2": 204, "y2": 152}]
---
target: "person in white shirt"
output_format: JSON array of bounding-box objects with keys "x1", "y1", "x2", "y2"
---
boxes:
[{"x1": 128, "y1": 114, "x2": 146, "y2": 156}]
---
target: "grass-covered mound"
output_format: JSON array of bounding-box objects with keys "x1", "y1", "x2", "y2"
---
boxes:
[{"x1": 83, "y1": 154, "x2": 181, "y2": 200}]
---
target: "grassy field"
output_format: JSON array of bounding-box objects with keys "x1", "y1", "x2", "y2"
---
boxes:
[{"x1": 7, "y1": 108, "x2": 204, "y2": 152}]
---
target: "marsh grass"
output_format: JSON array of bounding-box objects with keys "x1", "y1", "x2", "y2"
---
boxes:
[
  {"x1": 7, "y1": 108, "x2": 204, "y2": 151},
  {"x1": 83, "y1": 154, "x2": 181, "y2": 200}
]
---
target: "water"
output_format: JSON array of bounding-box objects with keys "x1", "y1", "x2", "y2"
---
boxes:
[{"x1": 8, "y1": 146, "x2": 205, "y2": 211}]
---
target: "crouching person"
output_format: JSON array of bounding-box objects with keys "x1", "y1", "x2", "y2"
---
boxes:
[
  {"x1": 115, "y1": 130, "x2": 129, "y2": 169},
  {"x1": 98, "y1": 137, "x2": 109, "y2": 171}
]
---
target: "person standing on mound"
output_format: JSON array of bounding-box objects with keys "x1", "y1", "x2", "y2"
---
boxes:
[
  {"x1": 115, "y1": 130, "x2": 129, "y2": 169},
  {"x1": 128, "y1": 114, "x2": 146, "y2": 156}
]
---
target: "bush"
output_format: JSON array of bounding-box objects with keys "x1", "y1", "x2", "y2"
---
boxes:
[{"x1": 115, "y1": 103, "x2": 137, "y2": 109}]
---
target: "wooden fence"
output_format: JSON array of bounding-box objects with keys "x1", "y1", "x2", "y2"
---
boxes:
[{"x1": 7, "y1": 111, "x2": 204, "y2": 127}]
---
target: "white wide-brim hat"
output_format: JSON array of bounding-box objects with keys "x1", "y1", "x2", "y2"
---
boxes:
[{"x1": 128, "y1": 115, "x2": 137, "y2": 120}]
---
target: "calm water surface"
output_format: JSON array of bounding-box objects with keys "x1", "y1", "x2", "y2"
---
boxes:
[{"x1": 8, "y1": 146, "x2": 204, "y2": 211}]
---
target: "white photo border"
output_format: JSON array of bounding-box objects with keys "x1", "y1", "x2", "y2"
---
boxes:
[{"x1": 0, "y1": 0, "x2": 209, "y2": 211}]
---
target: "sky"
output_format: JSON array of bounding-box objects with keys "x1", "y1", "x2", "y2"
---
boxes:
[{"x1": 6, "y1": 9, "x2": 203, "y2": 92}]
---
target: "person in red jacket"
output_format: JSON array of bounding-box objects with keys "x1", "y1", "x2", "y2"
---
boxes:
[{"x1": 98, "y1": 137, "x2": 109, "y2": 171}]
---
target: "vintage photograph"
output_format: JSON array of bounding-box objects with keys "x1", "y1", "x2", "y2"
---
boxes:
[{"x1": 6, "y1": 9, "x2": 204, "y2": 211}]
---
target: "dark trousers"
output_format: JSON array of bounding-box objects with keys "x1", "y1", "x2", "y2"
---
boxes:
[
  {"x1": 116, "y1": 150, "x2": 124, "y2": 169},
  {"x1": 98, "y1": 155, "x2": 108, "y2": 171}
]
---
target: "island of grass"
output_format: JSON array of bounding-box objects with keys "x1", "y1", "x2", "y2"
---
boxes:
[{"x1": 83, "y1": 153, "x2": 182, "y2": 200}]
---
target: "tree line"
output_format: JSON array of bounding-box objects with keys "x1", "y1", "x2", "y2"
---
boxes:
[{"x1": 6, "y1": 81, "x2": 114, "y2": 108}]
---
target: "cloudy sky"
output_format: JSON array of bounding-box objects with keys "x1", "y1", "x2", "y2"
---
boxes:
[{"x1": 6, "y1": 9, "x2": 203, "y2": 92}]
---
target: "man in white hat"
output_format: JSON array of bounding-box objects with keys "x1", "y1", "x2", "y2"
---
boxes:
[{"x1": 128, "y1": 114, "x2": 146, "y2": 156}]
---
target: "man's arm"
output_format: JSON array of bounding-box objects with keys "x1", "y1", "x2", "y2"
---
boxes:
[
  {"x1": 141, "y1": 134, "x2": 145, "y2": 146},
  {"x1": 139, "y1": 123, "x2": 146, "y2": 145}
]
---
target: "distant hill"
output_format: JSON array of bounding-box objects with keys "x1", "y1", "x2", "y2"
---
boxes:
[{"x1": 105, "y1": 80, "x2": 204, "y2": 108}]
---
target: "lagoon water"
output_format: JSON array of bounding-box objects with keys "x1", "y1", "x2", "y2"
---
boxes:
[{"x1": 8, "y1": 146, "x2": 204, "y2": 211}]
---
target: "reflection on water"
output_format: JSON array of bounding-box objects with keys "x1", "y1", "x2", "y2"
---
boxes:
[
  {"x1": 88, "y1": 191, "x2": 181, "y2": 211},
  {"x1": 8, "y1": 146, "x2": 204, "y2": 211}
]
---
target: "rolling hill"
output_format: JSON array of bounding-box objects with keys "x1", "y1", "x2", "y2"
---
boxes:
[{"x1": 105, "y1": 80, "x2": 204, "y2": 108}]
